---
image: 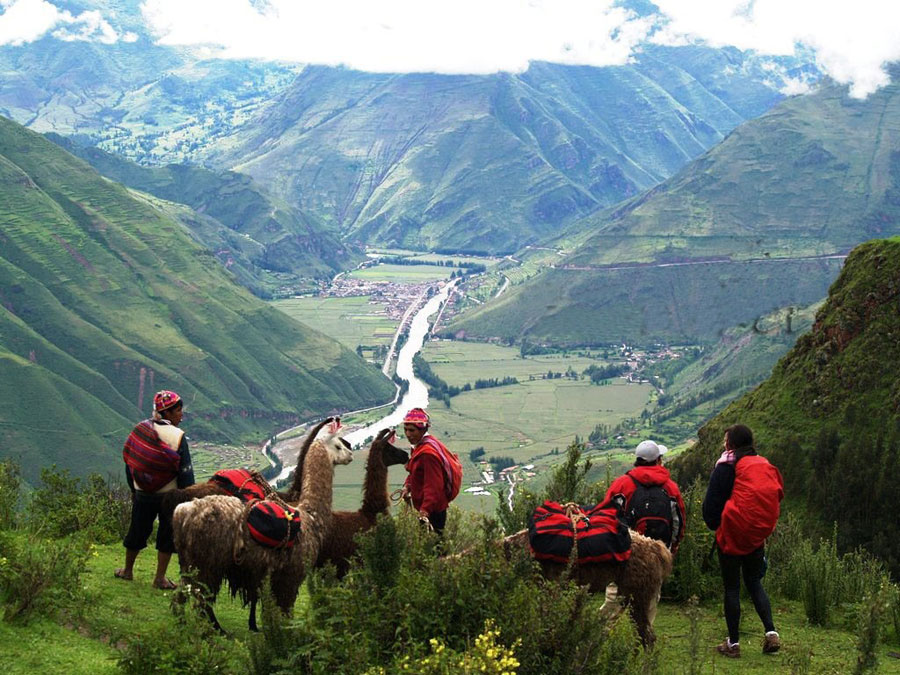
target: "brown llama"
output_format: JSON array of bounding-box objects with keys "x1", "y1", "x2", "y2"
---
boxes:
[
  {"x1": 173, "y1": 423, "x2": 352, "y2": 632},
  {"x1": 502, "y1": 527, "x2": 673, "y2": 647},
  {"x1": 161, "y1": 417, "x2": 334, "y2": 522},
  {"x1": 316, "y1": 428, "x2": 409, "y2": 577}
]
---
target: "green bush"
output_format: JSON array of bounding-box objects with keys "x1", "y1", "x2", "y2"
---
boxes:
[
  {"x1": 253, "y1": 510, "x2": 641, "y2": 674},
  {"x1": 27, "y1": 467, "x2": 131, "y2": 542},
  {"x1": 0, "y1": 530, "x2": 90, "y2": 621},
  {"x1": 665, "y1": 477, "x2": 718, "y2": 602},
  {"x1": 854, "y1": 582, "x2": 892, "y2": 674},
  {"x1": 0, "y1": 460, "x2": 21, "y2": 531},
  {"x1": 118, "y1": 595, "x2": 247, "y2": 674}
]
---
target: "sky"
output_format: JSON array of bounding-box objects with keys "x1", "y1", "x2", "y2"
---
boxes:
[{"x1": 0, "y1": 0, "x2": 898, "y2": 97}]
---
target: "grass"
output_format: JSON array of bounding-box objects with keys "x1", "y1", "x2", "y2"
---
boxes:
[
  {"x1": 3, "y1": 541, "x2": 898, "y2": 673},
  {"x1": 272, "y1": 296, "x2": 397, "y2": 351}
]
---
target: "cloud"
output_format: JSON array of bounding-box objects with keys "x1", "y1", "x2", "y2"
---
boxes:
[
  {"x1": 139, "y1": 0, "x2": 656, "y2": 74},
  {"x1": 137, "y1": 0, "x2": 899, "y2": 97},
  {"x1": 0, "y1": 0, "x2": 125, "y2": 46},
  {"x1": 651, "y1": 0, "x2": 900, "y2": 97}
]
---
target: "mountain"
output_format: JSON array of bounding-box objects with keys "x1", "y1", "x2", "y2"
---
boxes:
[
  {"x1": 209, "y1": 46, "x2": 805, "y2": 253},
  {"x1": 671, "y1": 237, "x2": 900, "y2": 573},
  {"x1": 45, "y1": 134, "x2": 358, "y2": 297},
  {"x1": 451, "y1": 78, "x2": 900, "y2": 344},
  {"x1": 0, "y1": 116, "x2": 394, "y2": 484}
]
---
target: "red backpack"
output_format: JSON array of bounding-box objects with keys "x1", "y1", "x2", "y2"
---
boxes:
[
  {"x1": 122, "y1": 420, "x2": 180, "y2": 492},
  {"x1": 717, "y1": 455, "x2": 784, "y2": 555},
  {"x1": 246, "y1": 500, "x2": 302, "y2": 549},
  {"x1": 418, "y1": 436, "x2": 463, "y2": 502}
]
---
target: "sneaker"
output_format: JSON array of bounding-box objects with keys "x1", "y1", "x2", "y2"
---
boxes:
[
  {"x1": 716, "y1": 639, "x2": 740, "y2": 658},
  {"x1": 763, "y1": 632, "x2": 781, "y2": 654}
]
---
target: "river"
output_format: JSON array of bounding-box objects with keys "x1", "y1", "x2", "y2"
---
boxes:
[{"x1": 274, "y1": 279, "x2": 456, "y2": 480}]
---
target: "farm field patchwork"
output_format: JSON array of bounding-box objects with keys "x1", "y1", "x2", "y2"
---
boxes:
[
  {"x1": 348, "y1": 263, "x2": 459, "y2": 282},
  {"x1": 273, "y1": 296, "x2": 397, "y2": 351}
]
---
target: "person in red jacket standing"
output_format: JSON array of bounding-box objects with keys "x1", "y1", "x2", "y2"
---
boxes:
[
  {"x1": 703, "y1": 424, "x2": 783, "y2": 658},
  {"x1": 400, "y1": 408, "x2": 453, "y2": 534},
  {"x1": 601, "y1": 439, "x2": 686, "y2": 553}
]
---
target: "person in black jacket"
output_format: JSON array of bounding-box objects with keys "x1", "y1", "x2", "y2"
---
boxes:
[{"x1": 703, "y1": 424, "x2": 780, "y2": 658}]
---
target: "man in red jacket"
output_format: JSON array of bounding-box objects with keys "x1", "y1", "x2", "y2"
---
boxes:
[
  {"x1": 601, "y1": 439, "x2": 685, "y2": 554},
  {"x1": 400, "y1": 408, "x2": 451, "y2": 533}
]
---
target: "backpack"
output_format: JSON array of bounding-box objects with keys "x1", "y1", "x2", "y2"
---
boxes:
[
  {"x1": 211, "y1": 469, "x2": 270, "y2": 502},
  {"x1": 246, "y1": 500, "x2": 302, "y2": 549},
  {"x1": 419, "y1": 436, "x2": 463, "y2": 502},
  {"x1": 122, "y1": 420, "x2": 181, "y2": 492},
  {"x1": 624, "y1": 474, "x2": 674, "y2": 547},
  {"x1": 528, "y1": 501, "x2": 632, "y2": 564},
  {"x1": 716, "y1": 455, "x2": 784, "y2": 556}
]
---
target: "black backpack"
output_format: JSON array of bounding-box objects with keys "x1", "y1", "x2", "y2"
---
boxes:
[{"x1": 623, "y1": 475, "x2": 673, "y2": 547}]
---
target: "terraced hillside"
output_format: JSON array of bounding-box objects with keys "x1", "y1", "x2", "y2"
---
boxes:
[
  {"x1": 452, "y1": 78, "x2": 900, "y2": 345},
  {"x1": 0, "y1": 116, "x2": 394, "y2": 484}
]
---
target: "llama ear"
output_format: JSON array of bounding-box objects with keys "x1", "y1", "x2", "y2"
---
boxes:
[
  {"x1": 327, "y1": 418, "x2": 342, "y2": 435},
  {"x1": 386, "y1": 430, "x2": 397, "y2": 445}
]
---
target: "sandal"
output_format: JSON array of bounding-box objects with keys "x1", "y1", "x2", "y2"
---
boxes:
[
  {"x1": 114, "y1": 569, "x2": 133, "y2": 581},
  {"x1": 152, "y1": 578, "x2": 177, "y2": 590}
]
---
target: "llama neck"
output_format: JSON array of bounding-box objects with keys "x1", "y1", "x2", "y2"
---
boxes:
[
  {"x1": 361, "y1": 446, "x2": 389, "y2": 515},
  {"x1": 299, "y1": 441, "x2": 334, "y2": 519}
]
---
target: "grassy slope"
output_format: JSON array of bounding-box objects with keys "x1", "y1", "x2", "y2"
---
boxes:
[
  {"x1": 0, "y1": 116, "x2": 393, "y2": 483},
  {"x1": 1, "y1": 541, "x2": 896, "y2": 674},
  {"x1": 45, "y1": 134, "x2": 356, "y2": 294},
  {"x1": 452, "y1": 79, "x2": 900, "y2": 345},
  {"x1": 673, "y1": 237, "x2": 900, "y2": 478}
]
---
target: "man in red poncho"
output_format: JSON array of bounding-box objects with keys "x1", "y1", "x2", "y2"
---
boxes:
[
  {"x1": 601, "y1": 439, "x2": 686, "y2": 554},
  {"x1": 115, "y1": 390, "x2": 195, "y2": 590},
  {"x1": 400, "y1": 408, "x2": 457, "y2": 534}
]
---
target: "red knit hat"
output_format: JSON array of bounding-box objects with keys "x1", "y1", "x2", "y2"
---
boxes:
[
  {"x1": 153, "y1": 390, "x2": 182, "y2": 413},
  {"x1": 403, "y1": 407, "x2": 430, "y2": 428}
]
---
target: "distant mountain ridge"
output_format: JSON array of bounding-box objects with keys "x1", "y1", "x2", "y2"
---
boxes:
[
  {"x1": 451, "y1": 77, "x2": 900, "y2": 345},
  {"x1": 210, "y1": 46, "x2": 802, "y2": 253},
  {"x1": 0, "y1": 116, "x2": 393, "y2": 484}
]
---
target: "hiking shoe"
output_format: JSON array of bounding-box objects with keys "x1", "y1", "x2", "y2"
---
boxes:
[
  {"x1": 763, "y1": 632, "x2": 781, "y2": 654},
  {"x1": 716, "y1": 639, "x2": 740, "y2": 658}
]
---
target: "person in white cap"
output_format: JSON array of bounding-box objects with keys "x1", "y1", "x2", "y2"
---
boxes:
[{"x1": 600, "y1": 439, "x2": 686, "y2": 553}]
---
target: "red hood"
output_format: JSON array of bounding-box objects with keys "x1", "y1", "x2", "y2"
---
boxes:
[{"x1": 627, "y1": 465, "x2": 671, "y2": 486}]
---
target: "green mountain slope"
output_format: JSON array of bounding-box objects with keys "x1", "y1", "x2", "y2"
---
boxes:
[
  {"x1": 45, "y1": 134, "x2": 358, "y2": 297},
  {"x1": 210, "y1": 47, "x2": 800, "y2": 253},
  {"x1": 672, "y1": 238, "x2": 900, "y2": 571},
  {"x1": 0, "y1": 116, "x2": 393, "y2": 484},
  {"x1": 453, "y1": 78, "x2": 900, "y2": 344}
]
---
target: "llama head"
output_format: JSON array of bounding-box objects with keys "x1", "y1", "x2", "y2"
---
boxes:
[
  {"x1": 371, "y1": 428, "x2": 409, "y2": 466},
  {"x1": 315, "y1": 417, "x2": 353, "y2": 465}
]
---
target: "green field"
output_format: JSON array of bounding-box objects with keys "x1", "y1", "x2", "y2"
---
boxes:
[
  {"x1": 349, "y1": 263, "x2": 459, "y2": 282},
  {"x1": 272, "y1": 296, "x2": 397, "y2": 351}
]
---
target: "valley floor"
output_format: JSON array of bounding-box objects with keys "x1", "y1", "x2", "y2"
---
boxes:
[{"x1": 2, "y1": 543, "x2": 898, "y2": 674}]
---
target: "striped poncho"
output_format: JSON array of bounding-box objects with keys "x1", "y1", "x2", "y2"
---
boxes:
[{"x1": 122, "y1": 419, "x2": 181, "y2": 492}]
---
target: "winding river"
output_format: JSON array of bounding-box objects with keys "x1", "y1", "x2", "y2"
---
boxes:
[{"x1": 274, "y1": 279, "x2": 456, "y2": 480}]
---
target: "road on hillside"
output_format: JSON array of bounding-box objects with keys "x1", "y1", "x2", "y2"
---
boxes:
[{"x1": 551, "y1": 252, "x2": 848, "y2": 272}]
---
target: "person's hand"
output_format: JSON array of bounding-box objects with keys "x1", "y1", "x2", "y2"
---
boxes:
[{"x1": 400, "y1": 486, "x2": 411, "y2": 503}]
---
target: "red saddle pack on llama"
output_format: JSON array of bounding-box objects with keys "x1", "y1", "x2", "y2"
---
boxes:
[
  {"x1": 211, "y1": 468, "x2": 270, "y2": 502},
  {"x1": 528, "y1": 501, "x2": 632, "y2": 565},
  {"x1": 716, "y1": 455, "x2": 784, "y2": 556},
  {"x1": 122, "y1": 419, "x2": 181, "y2": 492},
  {"x1": 246, "y1": 500, "x2": 302, "y2": 549}
]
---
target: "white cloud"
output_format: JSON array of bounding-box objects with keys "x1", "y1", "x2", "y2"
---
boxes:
[
  {"x1": 139, "y1": 0, "x2": 655, "y2": 74},
  {"x1": 0, "y1": 0, "x2": 126, "y2": 46},
  {"x1": 651, "y1": 0, "x2": 900, "y2": 97}
]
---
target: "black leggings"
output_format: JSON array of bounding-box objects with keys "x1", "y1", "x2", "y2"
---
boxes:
[{"x1": 718, "y1": 546, "x2": 775, "y2": 644}]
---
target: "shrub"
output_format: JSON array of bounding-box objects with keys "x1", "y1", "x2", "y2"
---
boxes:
[
  {"x1": 854, "y1": 581, "x2": 892, "y2": 674},
  {"x1": 0, "y1": 460, "x2": 21, "y2": 531},
  {"x1": 118, "y1": 594, "x2": 247, "y2": 674},
  {"x1": 260, "y1": 510, "x2": 641, "y2": 674},
  {"x1": 797, "y1": 534, "x2": 842, "y2": 626},
  {"x1": 665, "y1": 477, "x2": 718, "y2": 602},
  {"x1": 27, "y1": 467, "x2": 131, "y2": 542},
  {"x1": 0, "y1": 531, "x2": 90, "y2": 621}
]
